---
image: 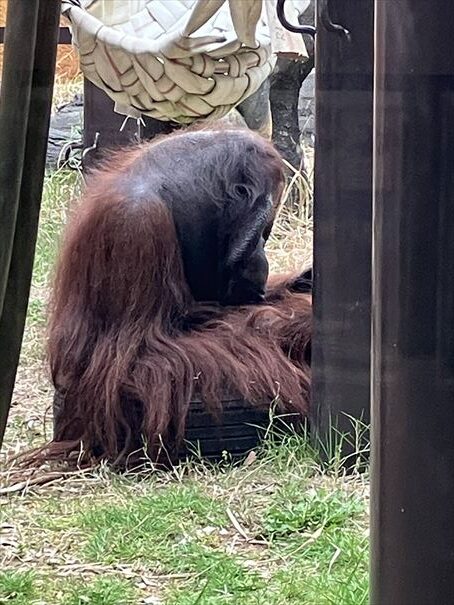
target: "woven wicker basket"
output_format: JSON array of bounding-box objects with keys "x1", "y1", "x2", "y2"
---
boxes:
[{"x1": 62, "y1": 0, "x2": 307, "y2": 124}]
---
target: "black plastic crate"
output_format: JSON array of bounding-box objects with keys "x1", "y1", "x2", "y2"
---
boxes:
[{"x1": 53, "y1": 388, "x2": 301, "y2": 463}]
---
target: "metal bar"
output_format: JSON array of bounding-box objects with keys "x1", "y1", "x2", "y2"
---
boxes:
[
  {"x1": 370, "y1": 1, "x2": 454, "y2": 602},
  {"x1": 276, "y1": 0, "x2": 316, "y2": 36},
  {"x1": 0, "y1": 0, "x2": 61, "y2": 450},
  {"x1": 0, "y1": 26, "x2": 71, "y2": 45},
  {"x1": 311, "y1": 0, "x2": 374, "y2": 462}
]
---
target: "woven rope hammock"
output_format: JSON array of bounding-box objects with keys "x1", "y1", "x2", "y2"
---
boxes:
[{"x1": 62, "y1": 0, "x2": 308, "y2": 124}]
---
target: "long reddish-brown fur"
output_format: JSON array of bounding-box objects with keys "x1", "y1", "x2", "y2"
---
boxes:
[{"x1": 27, "y1": 126, "x2": 312, "y2": 468}]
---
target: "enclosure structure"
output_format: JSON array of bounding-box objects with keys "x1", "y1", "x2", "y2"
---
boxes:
[
  {"x1": 82, "y1": 78, "x2": 172, "y2": 167},
  {"x1": 370, "y1": 0, "x2": 454, "y2": 602},
  {"x1": 0, "y1": 0, "x2": 61, "y2": 447},
  {"x1": 1, "y1": 1, "x2": 454, "y2": 601},
  {"x1": 311, "y1": 0, "x2": 373, "y2": 458},
  {"x1": 61, "y1": 0, "x2": 309, "y2": 167}
]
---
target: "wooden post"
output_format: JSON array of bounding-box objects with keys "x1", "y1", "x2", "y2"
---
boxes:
[
  {"x1": 0, "y1": 0, "x2": 40, "y2": 315},
  {"x1": 0, "y1": 0, "x2": 61, "y2": 449},
  {"x1": 83, "y1": 79, "x2": 174, "y2": 169},
  {"x1": 370, "y1": 1, "x2": 454, "y2": 602},
  {"x1": 311, "y1": 0, "x2": 374, "y2": 462}
]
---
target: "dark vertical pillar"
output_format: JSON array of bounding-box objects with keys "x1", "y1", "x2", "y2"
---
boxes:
[
  {"x1": 370, "y1": 1, "x2": 454, "y2": 603},
  {"x1": 83, "y1": 79, "x2": 174, "y2": 168},
  {"x1": 0, "y1": 0, "x2": 61, "y2": 449},
  {"x1": 311, "y1": 0, "x2": 374, "y2": 458},
  {"x1": 82, "y1": 79, "x2": 136, "y2": 167},
  {"x1": 0, "y1": 0, "x2": 40, "y2": 314}
]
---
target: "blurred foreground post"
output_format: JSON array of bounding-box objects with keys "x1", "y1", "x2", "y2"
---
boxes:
[
  {"x1": 311, "y1": 0, "x2": 374, "y2": 463},
  {"x1": 0, "y1": 0, "x2": 61, "y2": 449},
  {"x1": 370, "y1": 1, "x2": 454, "y2": 602}
]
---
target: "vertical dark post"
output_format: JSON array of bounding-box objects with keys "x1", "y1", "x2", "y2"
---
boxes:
[
  {"x1": 0, "y1": 0, "x2": 61, "y2": 449},
  {"x1": 83, "y1": 79, "x2": 173, "y2": 168},
  {"x1": 311, "y1": 1, "x2": 374, "y2": 458},
  {"x1": 371, "y1": 1, "x2": 454, "y2": 603},
  {"x1": 83, "y1": 79, "x2": 136, "y2": 167},
  {"x1": 0, "y1": 0, "x2": 40, "y2": 313}
]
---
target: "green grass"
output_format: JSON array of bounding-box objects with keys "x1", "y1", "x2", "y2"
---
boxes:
[
  {"x1": 1, "y1": 436, "x2": 369, "y2": 604},
  {"x1": 2, "y1": 169, "x2": 370, "y2": 604},
  {"x1": 16, "y1": 169, "x2": 82, "y2": 368},
  {"x1": 33, "y1": 169, "x2": 82, "y2": 289},
  {"x1": 78, "y1": 484, "x2": 227, "y2": 567},
  {"x1": 263, "y1": 486, "x2": 363, "y2": 537},
  {"x1": 63, "y1": 577, "x2": 138, "y2": 605},
  {"x1": 0, "y1": 571, "x2": 35, "y2": 604},
  {"x1": 0, "y1": 570, "x2": 138, "y2": 605}
]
